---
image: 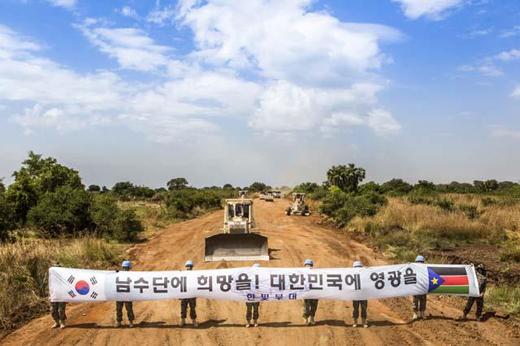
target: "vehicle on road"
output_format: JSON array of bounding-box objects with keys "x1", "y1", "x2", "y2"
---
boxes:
[
  {"x1": 205, "y1": 199, "x2": 268, "y2": 261},
  {"x1": 286, "y1": 193, "x2": 310, "y2": 216}
]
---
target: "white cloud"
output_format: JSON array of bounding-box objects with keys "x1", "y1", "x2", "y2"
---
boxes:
[
  {"x1": 75, "y1": 20, "x2": 172, "y2": 72},
  {"x1": 392, "y1": 0, "x2": 465, "y2": 20},
  {"x1": 510, "y1": 85, "x2": 520, "y2": 98},
  {"x1": 1, "y1": 0, "x2": 404, "y2": 142},
  {"x1": 491, "y1": 125, "x2": 520, "y2": 139},
  {"x1": 177, "y1": 0, "x2": 402, "y2": 137},
  {"x1": 45, "y1": 0, "x2": 76, "y2": 9},
  {"x1": 499, "y1": 26, "x2": 520, "y2": 38},
  {"x1": 119, "y1": 6, "x2": 140, "y2": 20},
  {"x1": 366, "y1": 108, "x2": 402, "y2": 135},
  {"x1": 178, "y1": 0, "x2": 402, "y2": 86},
  {"x1": 494, "y1": 49, "x2": 520, "y2": 61},
  {"x1": 146, "y1": 5, "x2": 176, "y2": 26}
]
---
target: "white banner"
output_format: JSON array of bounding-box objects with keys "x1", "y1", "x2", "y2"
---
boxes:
[{"x1": 49, "y1": 264, "x2": 480, "y2": 303}]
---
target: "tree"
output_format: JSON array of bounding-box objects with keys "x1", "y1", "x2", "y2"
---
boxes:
[
  {"x1": 358, "y1": 181, "x2": 382, "y2": 194},
  {"x1": 6, "y1": 151, "x2": 84, "y2": 223},
  {"x1": 326, "y1": 164, "x2": 366, "y2": 193},
  {"x1": 0, "y1": 193, "x2": 16, "y2": 241},
  {"x1": 88, "y1": 184, "x2": 101, "y2": 192},
  {"x1": 0, "y1": 178, "x2": 5, "y2": 193},
  {"x1": 293, "y1": 182, "x2": 320, "y2": 193},
  {"x1": 380, "y1": 179, "x2": 413, "y2": 195},
  {"x1": 112, "y1": 182, "x2": 135, "y2": 196},
  {"x1": 27, "y1": 186, "x2": 92, "y2": 237},
  {"x1": 167, "y1": 177, "x2": 188, "y2": 191},
  {"x1": 248, "y1": 182, "x2": 268, "y2": 192},
  {"x1": 223, "y1": 183, "x2": 234, "y2": 189}
]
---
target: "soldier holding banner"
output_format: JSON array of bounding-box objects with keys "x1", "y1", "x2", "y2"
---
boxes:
[
  {"x1": 50, "y1": 262, "x2": 67, "y2": 329},
  {"x1": 115, "y1": 261, "x2": 135, "y2": 327},
  {"x1": 462, "y1": 263, "x2": 487, "y2": 321},
  {"x1": 412, "y1": 255, "x2": 427, "y2": 320},
  {"x1": 180, "y1": 260, "x2": 198, "y2": 327},
  {"x1": 302, "y1": 259, "x2": 318, "y2": 326},
  {"x1": 352, "y1": 261, "x2": 368, "y2": 328},
  {"x1": 246, "y1": 263, "x2": 261, "y2": 328}
]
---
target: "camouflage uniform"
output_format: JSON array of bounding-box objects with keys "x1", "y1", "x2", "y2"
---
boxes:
[
  {"x1": 464, "y1": 271, "x2": 487, "y2": 318},
  {"x1": 181, "y1": 298, "x2": 197, "y2": 319},
  {"x1": 246, "y1": 302, "x2": 260, "y2": 321},
  {"x1": 352, "y1": 300, "x2": 367, "y2": 319},
  {"x1": 413, "y1": 295, "x2": 427, "y2": 313},
  {"x1": 302, "y1": 299, "x2": 319, "y2": 318},
  {"x1": 116, "y1": 301, "x2": 135, "y2": 323},
  {"x1": 51, "y1": 302, "x2": 67, "y2": 323}
]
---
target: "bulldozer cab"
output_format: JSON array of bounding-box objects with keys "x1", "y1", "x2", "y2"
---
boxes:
[
  {"x1": 223, "y1": 199, "x2": 253, "y2": 233},
  {"x1": 205, "y1": 199, "x2": 268, "y2": 261}
]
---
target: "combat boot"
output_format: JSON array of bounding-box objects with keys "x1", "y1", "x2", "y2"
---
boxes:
[
  {"x1": 362, "y1": 318, "x2": 368, "y2": 328},
  {"x1": 412, "y1": 312, "x2": 418, "y2": 320},
  {"x1": 192, "y1": 318, "x2": 198, "y2": 327},
  {"x1": 421, "y1": 311, "x2": 426, "y2": 319},
  {"x1": 461, "y1": 313, "x2": 467, "y2": 320},
  {"x1": 304, "y1": 317, "x2": 309, "y2": 325},
  {"x1": 115, "y1": 321, "x2": 122, "y2": 328},
  {"x1": 352, "y1": 318, "x2": 358, "y2": 327},
  {"x1": 59, "y1": 320, "x2": 66, "y2": 329},
  {"x1": 246, "y1": 320, "x2": 251, "y2": 328},
  {"x1": 310, "y1": 316, "x2": 315, "y2": 325},
  {"x1": 129, "y1": 321, "x2": 134, "y2": 328},
  {"x1": 180, "y1": 318, "x2": 186, "y2": 327},
  {"x1": 476, "y1": 316, "x2": 481, "y2": 322},
  {"x1": 253, "y1": 319, "x2": 258, "y2": 327},
  {"x1": 51, "y1": 321, "x2": 59, "y2": 329}
]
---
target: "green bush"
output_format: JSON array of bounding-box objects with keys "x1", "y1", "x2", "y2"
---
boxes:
[
  {"x1": 500, "y1": 247, "x2": 520, "y2": 263},
  {"x1": 434, "y1": 198, "x2": 455, "y2": 212},
  {"x1": 458, "y1": 204, "x2": 481, "y2": 219},
  {"x1": 91, "y1": 195, "x2": 144, "y2": 241},
  {"x1": 165, "y1": 188, "x2": 235, "y2": 219},
  {"x1": 27, "y1": 186, "x2": 92, "y2": 237},
  {"x1": 112, "y1": 209, "x2": 144, "y2": 242},
  {"x1": 0, "y1": 194, "x2": 16, "y2": 241},
  {"x1": 320, "y1": 188, "x2": 387, "y2": 227}
]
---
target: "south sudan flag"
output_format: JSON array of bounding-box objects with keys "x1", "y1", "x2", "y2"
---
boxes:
[{"x1": 427, "y1": 266, "x2": 469, "y2": 294}]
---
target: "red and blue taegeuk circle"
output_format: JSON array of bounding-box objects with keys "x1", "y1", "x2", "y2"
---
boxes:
[{"x1": 75, "y1": 280, "x2": 90, "y2": 295}]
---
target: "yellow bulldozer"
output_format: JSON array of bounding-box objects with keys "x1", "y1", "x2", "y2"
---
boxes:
[{"x1": 204, "y1": 198, "x2": 269, "y2": 261}]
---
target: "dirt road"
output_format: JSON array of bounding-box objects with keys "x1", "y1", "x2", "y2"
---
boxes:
[{"x1": 2, "y1": 200, "x2": 519, "y2": 345}]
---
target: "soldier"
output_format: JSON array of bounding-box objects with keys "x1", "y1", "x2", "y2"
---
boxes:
[
  {"x1": 180, "y1": 260, "x2": 198, "y2": 327},
  {"x1": 246, "y1": 263, "x2": 261, "y2": 328},
  {"x1": 352, "y1": 261, "x2": 368, "y2": 328},
  {"x1": 116, "y1": 261, "x2": 135, "y2": 328},
  {"x1": 462, "y1": 263, "x2": 487, "y2": 321},
  {"x1": 302, "y1": 259, "x2": 318, "y2": 326},
  {"x1": 50, "y1": 262, "x2": 66, "y2": 329},
  {"x1": 412, "y1": 255, "x2": 427, "y2": 320}
]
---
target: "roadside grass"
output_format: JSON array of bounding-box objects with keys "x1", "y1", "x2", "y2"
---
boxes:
[
  {"x1": 348, "y1": 195, "x2": 519, "y2": 261},
  {"x1": 346, "y1": 194, "x2": 520, "y2": 316},
  {"x1": 0, "y1": 237, "x2": 124, "y2": 330},
  {"x1": 486, "y1": 285, "x2": 520, "y2": 316}
]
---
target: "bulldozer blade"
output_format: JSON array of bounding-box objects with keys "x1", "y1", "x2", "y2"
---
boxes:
[{"x1": 205, "y1": 233, "x2": 269, "y2": 262}]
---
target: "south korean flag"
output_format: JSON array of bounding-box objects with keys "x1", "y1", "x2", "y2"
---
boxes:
[{"x1": 49, "y1": 267, "x2": 107, "y2": 302}]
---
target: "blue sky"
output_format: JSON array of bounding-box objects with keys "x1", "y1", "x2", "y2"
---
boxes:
[{"x1": 1, "y1": 0, "x2": 520, "y2": 188}]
